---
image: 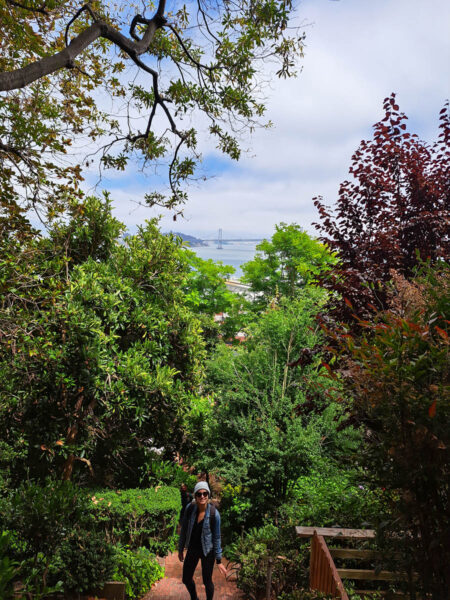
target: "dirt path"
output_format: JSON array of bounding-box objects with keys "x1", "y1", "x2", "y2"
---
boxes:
[{"x1": 143, "y1": 551, "x2": 245, "y2": 600}]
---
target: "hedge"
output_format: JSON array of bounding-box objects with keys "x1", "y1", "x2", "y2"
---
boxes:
[{"x1": 89, "y1": 487, "x2": 180, "y2": 556}]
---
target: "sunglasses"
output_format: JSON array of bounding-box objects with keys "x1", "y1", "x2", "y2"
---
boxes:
[{"x1": 195, "y1": 491, "x2": 209, "y2": 498}]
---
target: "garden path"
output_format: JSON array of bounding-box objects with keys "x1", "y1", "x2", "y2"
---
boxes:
[{"x1": 143, "y1": 551, "x2": 244, "y2": 600}]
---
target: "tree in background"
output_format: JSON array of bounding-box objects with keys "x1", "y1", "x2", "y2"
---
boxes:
[
  {"x1": 241, "y1": 223, "x2": 337, "y2": 307},
  {"x1": 182, "y1": 250, "x2": 250, "y2": 347},
  {"x1": 183, "y1": 249, "x2": 256, "y2": 346},
  {"x1": 183, "y1": 251, "x2": 236, "y2": 317},
  {"x1": 0, "y1": 196, "x2": 205, "y2": 486},
  {"x1": 314, "y1": 94, "x2": 449, "y2": 320},
  {"x1": 0, "y1": 0, "x2": 304, "y2": 222},
  {"x1": 336, "y1": 262, "x2": 449, "y2": 599}
]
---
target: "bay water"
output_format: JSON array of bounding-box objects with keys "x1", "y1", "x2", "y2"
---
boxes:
[{"x1": 190, "y1": 240, "x2": 260, "y2": 279}]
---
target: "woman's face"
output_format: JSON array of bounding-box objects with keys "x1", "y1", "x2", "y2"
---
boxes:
[{"x1": 195, "y1": 488, "x2": 209, "y2": 508}]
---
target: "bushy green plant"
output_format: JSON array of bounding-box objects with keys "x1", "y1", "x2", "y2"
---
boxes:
[
  {"x1": 142, "y1": 456, "x2": 197, "y2": 490},
  {"x1": 241, "y1": 223, "x2": 337, "y2": 307},
  {"x1": 283, "y1": 465, "x2": 384, "y2": 529},
  {"x1": 0, "y1": 532, "x2": 18, "y2": 599},
  {"x1": 182, "y1": 250, "x2": 236, "y2": 317},
  {"x1": 1, "y1": 479, "x2": 105, "y2": 595},
  {"x1": 90, "y1": 487, "x2": 180, "y2": 555},
  {"x1": 0, "y1": 442, "x2": 26, "y2": 495},
  {"x1": 16, "y1": 565, "x2": 63, "y2": 600},
  {"x1": 0, "y1": 200, "x2": 206, "y2": 487},
  {"x1": 219, "y1": 484, "x2": 253, "y2": 541},
  {"x1": 228, "y1": 523, "x2": 309, "y2": 599},
  {"x1": 278, "y1": 592, "x2": 334, "y2": 600},
  {"x1": 58, "y1": 529, "x2": 115, "y2": 593},
  {"x1": 112, "y1": 546, "x2": 164, "y2": 599},
  {"x1": 193, "y1": 291, "x2": 363, "y2": 536},
  {"x1": 3, "y1": 479, "x2": 86, "y2": 561}
]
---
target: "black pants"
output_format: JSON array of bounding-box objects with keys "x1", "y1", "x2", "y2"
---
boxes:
[{"x1": 182, "y1": 548, "x2": 215, "y2": 600}]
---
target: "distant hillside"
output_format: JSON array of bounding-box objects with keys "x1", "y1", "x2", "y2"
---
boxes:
[{"x1": 170, "y1": 232, "x2": 207, "y2": 247}]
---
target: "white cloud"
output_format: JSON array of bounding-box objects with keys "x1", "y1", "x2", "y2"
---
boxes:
[{"x1": 100, "y1": 0, "x2": 449, "y2": 239}]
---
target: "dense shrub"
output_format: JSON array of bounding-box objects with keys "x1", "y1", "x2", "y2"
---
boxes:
[
  {"x1": 0, "y1": 479, "x2": 113, "y2": 596},
  {"x1": 283, "y1": 466, "x2": 384, "y2": 528},
  {"x1": 337, "y1": 264, "x2": 450, "y2": 599},
  {"x1": 1, "y1": 481, "x2": 176, "y2": 595},
  {"x1": 90, "y1": 487, "x2": 180, "y2": 555},
  {"x1": 58, "y1": 529, "x2": 115, "y2": 593},
  {"x1": 0, "y1": 532, "x2": 18, "y2": 599},
  {"x1": 227, "y1": 523, "x2": 309, "y2": 599},
  {"x1": 0, "y1": 203, "x2": 206, "y2": 487},
  {"x1": 194, "y1": 292, "x2": 361, "y2": 536},
  {"x1": 227, "y1": 463, "x2": 384, "y2": 599},
  {"x1": 112, "y1": 546, "x2": 164, "y2": 599},
  {"x1": 2, "y1": 479, "x2": 86, "y2": 561}
]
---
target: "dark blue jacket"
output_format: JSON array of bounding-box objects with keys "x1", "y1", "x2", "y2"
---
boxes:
[{"x1": 178, "y1": 502, "x2": 222, "y2": 560}]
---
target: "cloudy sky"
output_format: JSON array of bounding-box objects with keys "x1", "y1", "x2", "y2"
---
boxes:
[{"x1": 90, "y1": 0, "x2": 450, "y2": 239}]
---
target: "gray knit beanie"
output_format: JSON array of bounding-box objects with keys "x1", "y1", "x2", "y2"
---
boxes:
[{"x1": 193, "y1": 481, "x2": 210, "y2": 496}]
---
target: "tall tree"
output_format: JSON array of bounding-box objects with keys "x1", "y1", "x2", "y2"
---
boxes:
[
  {"x1": 0, "y1": 196, "x2": 205, "y2": 485},
  {"x1": 337, "y1": 264, "x2": 449, "y2": 599},
  {"x1": 192, "y1": 289, "x2": 359, "y2": 530},
  {"x1": 0, "y1": 0, "x2": 304, "y2": 223},
  {"x1": 314, "y1": 94, "x2": 450, "y2": 320}
]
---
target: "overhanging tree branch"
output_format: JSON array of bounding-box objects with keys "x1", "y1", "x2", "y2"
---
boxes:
[
  {"x1": 5, "y1": 0, "x2": 49, "y2": 15},
  {"x1": 0, "y1": 1, "x2": 167, "y2": 91},
  {"x1": 1, "y1": 0, "x2": 305, "y2": 214}
]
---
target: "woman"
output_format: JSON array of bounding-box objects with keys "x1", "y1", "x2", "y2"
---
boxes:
[{"x1": 178, "y1": 481, "x2": 227, "y2": 600}]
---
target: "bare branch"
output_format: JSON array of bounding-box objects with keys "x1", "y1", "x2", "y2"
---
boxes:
[
  {"x1": 5, "y1": 0, "x2": 49, "y2": 15},
  {"x1": 130, "y1": 14, "x2": 152, "y2": 42},
  {"x1": 64, "y1": 3, "x2": 99, "y2": 47},
  {"x1": 0, "y1": 141, "x2": 37, "y2": 172},
  {"x1": 0, "y1": 140, "x2": 26, "y2": 159},
  {"x1": 166, "y1": 23, "x2": 218, "y2": 72},
  {"x1": 196, "y1": 0, "x2": 221, "y2": 45}
]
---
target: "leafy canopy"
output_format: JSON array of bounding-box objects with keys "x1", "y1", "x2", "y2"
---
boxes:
[
  {"x1": 241, "y1": 222, "x2": 337, "y2": 306},
  {"x1": 314, "y1": 94, "x2": 450, "y2": 319},
  {"x1": 0, "y1": 0, "x2": 304, "y2": 224},
  {"x1": 183, "y1": 249, "x2": 236, "y2": 317},
  {"x1": 0, "y1": 195, "x2": 205, "y2": 485},
  {"x1": 335, "y1": 262, "x2": 450, "y2": 598}
]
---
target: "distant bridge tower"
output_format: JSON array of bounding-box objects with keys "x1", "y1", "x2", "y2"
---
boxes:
[{"x1": 217, "y1": 228, "x2": 223, "y2": 250}]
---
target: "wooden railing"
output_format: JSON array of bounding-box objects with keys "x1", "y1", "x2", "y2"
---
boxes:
[
  {"x1": 310, "y1": 531, "x2": 349, "y2": 600},
  {"x1": 296, "y1": 526, "x2": 410, "y2": 598}
]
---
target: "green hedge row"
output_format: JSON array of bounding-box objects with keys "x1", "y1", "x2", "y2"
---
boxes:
[
  {"x1": 90, "y1": 486, "x2": 181, "y2": 555},
  {"x1": 1, "y1": 481, "x2": 178, "y2": 596}
]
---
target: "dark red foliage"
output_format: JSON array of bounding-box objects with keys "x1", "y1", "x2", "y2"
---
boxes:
[{"x1": 314, "y1": 94, "x2": 450, "y2": 320}]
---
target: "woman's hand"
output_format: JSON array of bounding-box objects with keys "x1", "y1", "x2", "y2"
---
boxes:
[
  {"x1": 178, "y1": 550, "x2": 184, "y2": 562},
  {"x1": 217, "y1": 562, "x2": 228, "y2": 577}
]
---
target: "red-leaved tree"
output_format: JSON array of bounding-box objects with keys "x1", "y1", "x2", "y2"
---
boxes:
[{"x1": 314, "y1": 94, "x2": 449, "y2": 320}]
